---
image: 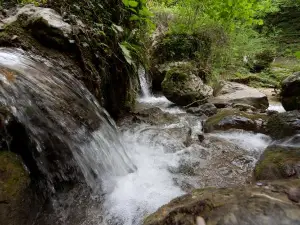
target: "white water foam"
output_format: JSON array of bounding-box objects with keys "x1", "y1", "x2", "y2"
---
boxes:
[
  {"x1": 138, "y1": 96, "x2": 185, "y2": 114},
  {"x1": 102, "y1": 130, "x2": 185, "y2": 225},
  {"x1": 268, "y1": 103, "x2": 285, "y2": 112},
  {"x1": 210, "y1": 131, "x2": 272, "y2": 153}
]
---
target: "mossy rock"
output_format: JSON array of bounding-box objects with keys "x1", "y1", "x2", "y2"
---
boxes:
[
  {"x1": 0, "y1": 151, "x2": 39, "y2": 225},
  {"x1": 162, "y1": 64, "x2": 213, "y2": 106},
  {"x1": 266, "y1": 110, "x2": 300, "y2": 139},
  {"x1": 0, "y1": 151, "x2": 29, "y2": 201},
  {"x1": 254, "y1": 145, "x2": 300, "y2": 180},
  {"x1": 204, "y1": 109, "x2": 268, "y2": 133},
  {"x1": 143, "y1": 179, "x2": 300, "y2": 225}
]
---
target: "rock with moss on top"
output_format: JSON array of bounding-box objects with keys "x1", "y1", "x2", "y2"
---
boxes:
[
  {"x1": 143, "y1": 179, "x2": 300, "y2": 225},
  {"x1": 266, "y1": 110, "x2": 300, "y2": 139},
  {"x1": 150, "y1": 32, "x2": 212, "y2": 91},
  {"x1": 203, "y1": 109, "x2": 268, "y2": 133},
  {"x1": 161, "y1": 64, "x2": 213, "y2": 107},
  {"x1": 254, "y1": 144, "x2": 300, "y2": 181}
]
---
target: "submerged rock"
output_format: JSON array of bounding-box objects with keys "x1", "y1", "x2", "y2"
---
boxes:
[
  {"x1": 204, "y1": 109, "x2": 267, "y2": 133},
  {"x1": 254, "y1": 144, "x2": 300, "y2": 181},
  {"x1": 143, "y1": 179, "x2": 300, "y2": 225},
  {"x1": 162, "y1": 64, "x2": 213, "y2": 106},
  {"x1": 210, "y1": 81, "x2": 269, "y2": 110},
  {"x1": 281, "y1": 72, "x2": 300, "y2": 111},
  {"x1": 266, "y1": 110, "x2": 300, "y2": 139}
]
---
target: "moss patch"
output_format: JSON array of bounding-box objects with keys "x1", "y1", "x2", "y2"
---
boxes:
[
  {"x1": 254, "y1": 146, "x2": 300, "y2": 181},
  {"x1": 0, "y1": 151, "x2": 29, "y2": 201}
]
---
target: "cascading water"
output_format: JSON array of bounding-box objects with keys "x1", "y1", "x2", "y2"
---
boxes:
[
  {"x1": 138, "y1": 66, "x2": 151, "y2": 98},
  {"x1": 0, "y1": 48, "x2": 275, "y2": 225},
  {"x1": 0, "y1": 48, "x2": 135, "y2": 192}
]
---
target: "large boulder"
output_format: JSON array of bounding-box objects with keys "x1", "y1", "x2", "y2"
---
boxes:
[
  {"x1": 266, "y1": 110, "x2": 300, "y2": 139},
  {"x1": 204, "y1": 109, "x2": 267, "y2": 133},
  {"x1": 143, "y1": 179, "x2": 300, "y2": 225},
  {"x1": 0, "y1": 151, "x2": 40, "y2": 225},
  {"x1": 210, "y1": 81, "x2": 269, "y2": 110},
  {"x1": 254, "y1": 144, "x2": 300, "y2": 181},
  {"x1": 150, "y1": 33, "x2": 211, "y2": 91},
  {"x1": 281, "y1": 72, "x2": 300, "y2": 111},
  {"x1": 162, "y1": 64, "x2": 213, "y2": 106}
]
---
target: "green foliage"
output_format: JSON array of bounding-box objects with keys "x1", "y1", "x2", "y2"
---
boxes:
[{"x1": 18, "y1": 0, "x2": 47, "y2": 5}]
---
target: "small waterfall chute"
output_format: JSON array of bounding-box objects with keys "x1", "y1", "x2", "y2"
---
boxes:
[
  {"x1": 138, "y1": 66, "x2": 151, "y2": 98},
  {"x1": 0, "y1": 48, "x2": 136, "y2": 192}
]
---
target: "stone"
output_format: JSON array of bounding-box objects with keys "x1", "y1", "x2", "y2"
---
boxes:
[
  {"x1": 162, "y1": 64, "x2": 213, "y2": 106},
  {"x1": 281, "y1": 72, "x2": 300, "y2": 111},
  {"x1": 254, "y1": 144, "x2": 300, "y2": 181},
  {"x1": 266, "y1": 110, "x2": 300, "y2": 139},
  {"x1": 3, "y1": 5, "x2": 72, "y2": 50},
  {"x1": 210, "y1": 81, "x2": 269, "y2": 110},
  {"x1": 0, "y1": 151, "x2": 41, "y2": 225},
  {"x1": 143, "y1": 180, "x2": 300, "y2": 225},
  {"x1": 151, "y1": 61, "x2": 188, "y2": 91},
  {"x1": 150, "y1": 32, "x2": 212, "y2": 91},
  {"x1": 187, "y1": 103, "x2": 217, "y2": 116},
  {"x1": 204, "y1": 109, "x2": 267, "y2": 133}
]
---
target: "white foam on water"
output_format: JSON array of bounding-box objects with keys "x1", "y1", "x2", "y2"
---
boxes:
[
  {"x1": 268, "y1": 103, "x2": 285, "y2": 112},
  {"x1": 210, "y1": 131, "x2": 272, "y2": 153},
  {"x1": 102, "y1": 130, "x2": 185, "y2": 225},
  {"x1": 138, "y1": 96, "x2": 185, "y2": 114}
]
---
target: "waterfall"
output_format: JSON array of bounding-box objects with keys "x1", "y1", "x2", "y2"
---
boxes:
[
  {"x1": 138, "y1": 66, "x2": 151, "y2": 98},
  {"x1": 0, "y1": 48, "x2": 136, "y2": 192}
]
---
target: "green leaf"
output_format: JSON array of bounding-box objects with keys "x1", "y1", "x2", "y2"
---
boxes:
[
  {"x1": 294, "y1": 51, "x2": 300, "y2": 59},
  {"x1": 119, "y1": 43, "x2": 133, "y2": 65},
  {"x1": 130, "y1": 15, "x2": 140, "y2": 21},
  {"x1": 122, "y1": 0, "x2": 129, "y2": 6},
  {"x1": 128, "y1": 0, "x2": 138, "y2": 7}
]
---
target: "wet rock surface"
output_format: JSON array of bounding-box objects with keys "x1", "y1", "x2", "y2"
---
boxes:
[
  {"x1": 204, "y1": 109, "x2": 267, "y2": 133},
  {"x1": 162, "y1": 64, "x2": 213, "y2": 106},
  {"x1": 254, "y1": 142, "x2": 300, "y2": 181},
  {"x1": 266, "y1": 110, "x2": 300, "y2": 139},
  {"x1": 143, "y1": 180, "x2": 300, "y2": 225},
  {"x1": 210, "y1": 81, "x2": 269, "y2": 110},
  {"x1": 0, "y1": 151, "x2": 41, "y2": 225},
  {"x1": 281, "y1": 72, "x2": 300, "y2": 111},
  {"x1": 187, "y1": 103, "x2": 217, "y2": 116}
]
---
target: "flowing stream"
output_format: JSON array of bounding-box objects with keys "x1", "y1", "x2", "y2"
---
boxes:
[{"x1": 0, "y1": 48, "x2": 280, "y2": 225}]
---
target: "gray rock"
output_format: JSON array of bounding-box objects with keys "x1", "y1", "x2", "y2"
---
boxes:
[
  {"x1": 254, "y1": 144, "x2": 300, "y2": 181},
  {"x1": 187, "y1": 103, "x2": 217, "y2": 116},
  {"x1": 204, "y1": 109, "x2": 268, "y2": 133},
  {"x1": 266, "y1": 110, "x2": 300, "y2": 139},
  {"x1": 3, "y1": 5, "x2": 72, "y2": 49},
  {"x1": 281, "y1": 72, "x2": 300, "y2": 111},
  {"x1": 210, "y1": 81, "x2": 269, "y2": 110},
  {"x1": 144, "y1": 180, "x2": 300, "y2": 225},
  {"x1": 162, "y1": 64, "x2": 213, "y2": 106}
]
